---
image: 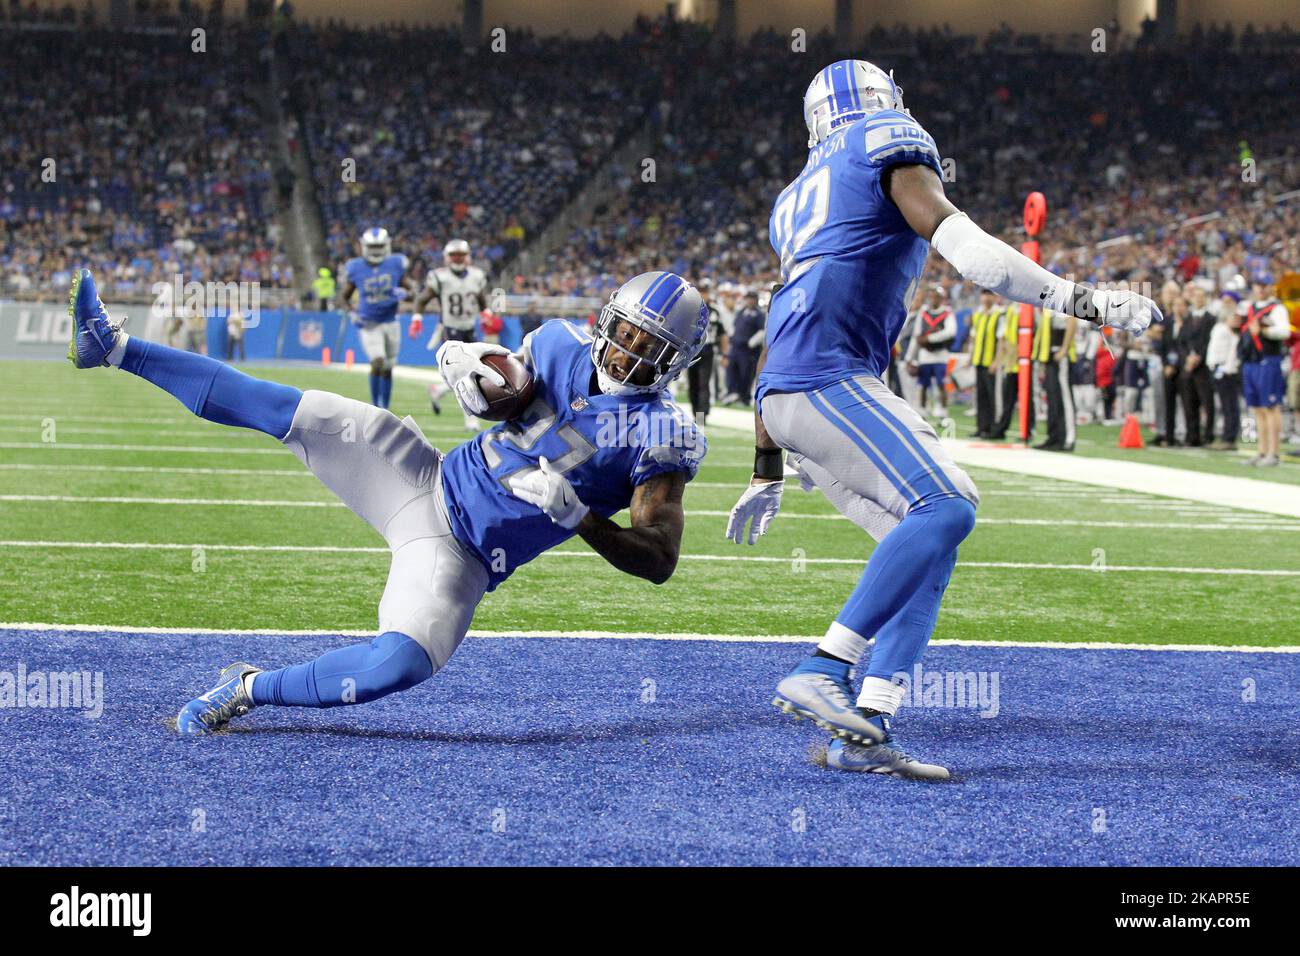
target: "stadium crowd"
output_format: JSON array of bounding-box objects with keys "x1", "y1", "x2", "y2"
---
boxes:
[
  {"x1": 513, "y1": 20, "x2": 1298, "y2": 306},
  {"x1": 1, "y1": 5, "x2": 1295, "y2": 453},
  {"x1": 0, "y1": 11, "x2": 292, "y2": 300},
  {"x1": 278, "y1": 22, "x2": 665, "y2": 288}
]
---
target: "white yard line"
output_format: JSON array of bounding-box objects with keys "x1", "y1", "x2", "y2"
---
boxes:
[
  {"x1": 1, "y1": 621, "x2": 1295, "y2": 653},
  {"x1": 0, "y1": 424, "x2": 262, "y2": 439},
  {"x1": 5, "y1": 494, "x2": 1296, "y2": 531},
  {"x1": 0, "y1": 494, "x2": 344, "y2": 508},
  {"x1": 0, "y1": 463, "x2": 316, "y2": 478},
  {"x1": 1, "y1": 538, "x2": 1297, "y2": 576},
  {"x1": 0, "y1": 441, "x2": 288, "y2": 455}
]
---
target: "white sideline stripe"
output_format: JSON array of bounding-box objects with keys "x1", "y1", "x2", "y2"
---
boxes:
[
  {"x1": 4, "y1": 495, "x2": 1296, "y2": 531},
  {"x1": 946, "y1": 440, "x2": 1300, "y2": 518},
  {"x1": 1, "y1": 539, "x2": 1297, "y2": 576},
  {"x1": 1, "y1": 621, "x2": 1296, "y2": 653},
  {"x1": 704, "y1": 406, "x2": 1300, "y2": 517}
]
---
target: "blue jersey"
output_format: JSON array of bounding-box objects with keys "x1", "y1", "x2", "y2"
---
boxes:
[
  {"x1": 759, "y1": 110, "x2": 941, "y2": 402},
  {"x1": 345, "y1": 254, "x2": 408, "y2": 323},
  {"x1": 440, "y1": 320, "x2": 706, "y2": 590}
]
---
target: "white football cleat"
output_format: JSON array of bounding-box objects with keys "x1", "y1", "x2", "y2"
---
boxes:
[{"x1": 824, "y1": 735, "x2": 951, "y2": 782}]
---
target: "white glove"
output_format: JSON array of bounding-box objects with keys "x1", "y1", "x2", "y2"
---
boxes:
[
  {"x1": 725, "y1": 479, "x2": 784, "y2": 545},
  {"x1": 436, "y1": 339, "x2": 511, "y2": 416},
  {"x1": 506, "y1": 456, "x2": 589, "y2": 530},
  {"x1": 1086, "y1": 288, "x2": 1163, "y2": 336}
]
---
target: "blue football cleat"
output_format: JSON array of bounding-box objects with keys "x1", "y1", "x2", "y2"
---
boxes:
[
  {"x1": 825, "y1": 717, "x2": 951, "y2": 781},
  {"x1": 773, "y1": 656, "x2": 885, "y2": 744},
  {"x1": 176, "y1": 662, "x2": 261, "y2": 735},
  {"x1": 67, "y1": 268, "x2": 125, "y2": 369}
]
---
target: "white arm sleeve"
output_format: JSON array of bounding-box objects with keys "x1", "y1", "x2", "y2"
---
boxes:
[
  {"x1": 930, "y1": 212, "x2": 1082, "y2": 316},
  {"x1": 1263, "y1": 304, "x2": 1292, "y2": 340}
]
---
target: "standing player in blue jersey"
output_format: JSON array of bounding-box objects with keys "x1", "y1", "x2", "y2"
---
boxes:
[
  {"x1": 726, "y1": 60, "x2": 1163, "y2": 779},
  {"x1": 338, "y1": 227, "x2": 415, "y2": 410},
  {"x1": 64, "y1": 267, "x2": 707, "y2": 733}
]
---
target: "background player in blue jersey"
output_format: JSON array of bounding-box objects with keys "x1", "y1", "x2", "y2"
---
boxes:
[
  {"x1": 64, "y1": 268, "x2": 706, "y2": 733},
  {"x1": 726, "y1": 60, "x2": 1164, "y2": 779},
  {"x1": 338, "y1": 226, "x2": 415, "y2": 410}
]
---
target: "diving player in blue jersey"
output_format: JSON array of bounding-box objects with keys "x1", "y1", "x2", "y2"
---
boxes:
[
  {"x1": 338, "y1": 227, "x2": 415, "y2": 410},
  {"x1": 726, "y1": 60, "x2": 1163, "y2": 779},
  {"x1": 64, "y1": 267, "x2": 707, "y2": 733}
]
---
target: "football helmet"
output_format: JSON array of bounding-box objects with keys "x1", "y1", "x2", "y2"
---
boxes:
[
  {"x1": 804, "y1": 59, "x2": 906, "y2": 148},
  {"x1": 444, "y1": 238, "x2": 471, "y2": 272},
  {"x1": 591, "y1": 271, "x2": 708, "y2": 396},
  {"x1": 361, "y1": 227, "x2": 391, "y2": 264}
]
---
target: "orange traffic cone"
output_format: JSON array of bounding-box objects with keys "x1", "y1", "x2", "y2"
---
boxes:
[{"x1": 1118, "y1": 414, "x2": 1144, "y2": 449}]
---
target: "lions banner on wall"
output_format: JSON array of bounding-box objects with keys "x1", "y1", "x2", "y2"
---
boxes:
[
  {"x1": 0, "y1": 300, "x2": 164, "y2": 361},
  {"x1": 1, "y1": 298, "x2": 569, "y2": 365}
]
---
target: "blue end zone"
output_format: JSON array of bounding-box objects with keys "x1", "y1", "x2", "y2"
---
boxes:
[{"x1": 1, "y1": 628, "x2": 1296, "y2": 866}]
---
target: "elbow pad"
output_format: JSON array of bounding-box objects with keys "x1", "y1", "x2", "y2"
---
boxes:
[{"x1": 931, "y1": 212, "x2": 1078, "y2": 313}]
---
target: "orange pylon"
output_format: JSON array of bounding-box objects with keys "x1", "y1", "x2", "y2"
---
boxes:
[{"x1": 1118, "y1": 414, "x2": 1144, "y2": 449}]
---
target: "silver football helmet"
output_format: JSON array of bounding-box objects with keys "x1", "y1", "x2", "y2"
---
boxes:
[
  {"x1": 803, "y1": 59, "x2": 905, "y2": 148},
  {"x1": 443, "y1": 238, "x2": 471, "y2": 272},
  {"x1": 361, "y1": 227, "x2": 391, "y2": 264},
  {"x1": 591, "y1": 271, "x2": 708, "y2": 396}
]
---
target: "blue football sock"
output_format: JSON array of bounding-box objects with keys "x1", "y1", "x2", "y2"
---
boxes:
[
  {"x1": 369, "y1": 373, "x2": 380, "y2": 406},
  {"x1": 250, "y1": 631, "x2": 433, "y2": 708},
  {"x1": 790, "y1": 654, "x2": 851, "y2": 680},
  {"x1": 864, "y1": 546, "x2": 958, "y2": 680},
  {"x1": 120, "y1": 337, "x2": 301, "y2": 439},
  {"x1": 378, "y1": 375, "x2": 392, "y2": 409},
  {"x1": 834, "y1": 494, "x2": 975, "y2": 663}
]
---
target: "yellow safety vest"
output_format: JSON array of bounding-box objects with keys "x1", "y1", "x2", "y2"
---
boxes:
[
  {"x1": 1032, "y1": 308, "x2": 1076, "y2": 363},
  {"x1": 969, "y1": 308, "x2": 1002, "y2": 368},
  {"x1": 1004, "y1": 304, "x2": 1022, "y2": 348},
  {"x1": 313, "y1": 274, "x2": 337, "y2": 299}
]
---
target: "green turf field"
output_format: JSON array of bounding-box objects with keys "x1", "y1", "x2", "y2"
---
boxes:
[{"x1": 2, "y1": 359, "x2": 1297, "y2": 646}]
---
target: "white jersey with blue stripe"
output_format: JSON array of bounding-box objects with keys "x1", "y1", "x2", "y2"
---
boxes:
[
  {"x1": 345, "y1": 253, "x2": 408, "y2": 323},
  {"x1": 759, "y1": 110, "x2": 941, "y2": 402},
  {"x1": 439, "y1": 320, "x2": 706, "y2": 590}
]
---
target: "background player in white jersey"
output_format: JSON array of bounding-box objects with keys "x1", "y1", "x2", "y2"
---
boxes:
[
  {"x1": 410, "y1": 238, "x2": 493, "y2": 430},
  {"x1": 65, "y1": 268, "x2": 707, "y2": 735},
  {"x1": 338, "y1": 227, "x2": 415, "y2": 410},
  {"x1": 726, "y1": 59, "x2": 1162, "y2": 779}
]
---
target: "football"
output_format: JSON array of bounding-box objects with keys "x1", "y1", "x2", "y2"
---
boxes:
[{"x1": 477, "y1": 351, "x2": 536, "y2": 421}]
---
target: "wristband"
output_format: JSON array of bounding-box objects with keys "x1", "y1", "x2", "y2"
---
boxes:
[{"x1": 754, "y1": 447, "x2": 784, "y2": 480}]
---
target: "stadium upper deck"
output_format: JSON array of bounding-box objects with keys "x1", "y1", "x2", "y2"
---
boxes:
[{"x1": 1, "y1": 8, "x2": 1295, "y2": 305}]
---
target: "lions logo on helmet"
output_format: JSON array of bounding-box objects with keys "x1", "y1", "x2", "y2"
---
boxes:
[
  {"x1": 361, "y1": 227, "x2": 392, "y2": 264},
  {"x1": 803, "y1": 59, "x2": 906, "y2": 148},
  {"x1": 444, "y1": 239, "x2": 471, "y2": 273},
  {"x1": 591, "y1": 271, "x2": 709, "y2": 396}
]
